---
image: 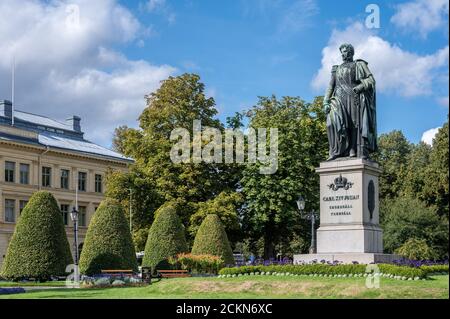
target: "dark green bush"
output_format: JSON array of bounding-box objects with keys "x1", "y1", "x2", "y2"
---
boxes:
[
  {"x1": 191, "y1": 214, "x2": 235, "y2": 266},
  {"x1": 218, "y1": 263, "x2": 426, "y2": 278},
  {"x1": 1, "y1": 191, "x2": 73, "y2": 281},
  {"x1": 79, "y1": 199, "x2": 138, "y2": 276},
  {"x1": 420, "y1": 265, "x2": 449, "y2": 276},
  {"x1": 142, "y1": 204, "x2": 188, "y2": 271}
]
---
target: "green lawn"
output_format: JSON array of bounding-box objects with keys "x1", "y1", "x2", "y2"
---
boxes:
[{"x1": 0, "y1": 275, "x2": 448, "y2": 299}]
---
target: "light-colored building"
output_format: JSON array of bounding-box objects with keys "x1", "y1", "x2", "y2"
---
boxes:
[{"x1": 0, "y1": 100, "x2": 132, "y2": 267}]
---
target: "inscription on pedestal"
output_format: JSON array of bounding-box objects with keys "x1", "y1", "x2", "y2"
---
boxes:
[{"x1": 323, "y1": 193, "x2": 359, "y2": 216}]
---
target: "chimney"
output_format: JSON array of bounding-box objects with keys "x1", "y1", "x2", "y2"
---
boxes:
[
  {"x1": 0, "y1": 100, "x2": 13, "y2": 122},
  {"x1": 66, "y1": 115, "x2": 81, "y2": 132}
]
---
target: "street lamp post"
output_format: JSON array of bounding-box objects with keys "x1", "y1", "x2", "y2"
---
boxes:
[
  {"x1": 70, "y1": 207, "x2": 79, "y2": 283},
  {"x1": 296, "y1": 195, "x2": 319, "y2": 254}
]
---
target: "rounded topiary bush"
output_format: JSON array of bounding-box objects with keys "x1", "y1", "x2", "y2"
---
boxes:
[
  {"x1": 1, "y1": 191, "x2": 73, "y2": 281},
  {"x1": 191, "y1": 214, "x2": 235, "y2": 266},
  {"x1": 79, "y1": 199, "x2": 138, "y2": 276},
  {"x1": 142, "y1": 204, "x2": 188, "y2": 271}
]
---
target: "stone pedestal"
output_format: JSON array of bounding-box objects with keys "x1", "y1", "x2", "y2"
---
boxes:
[{"x1": 294, "y1": 158, "x2": 400, "y2": 264}]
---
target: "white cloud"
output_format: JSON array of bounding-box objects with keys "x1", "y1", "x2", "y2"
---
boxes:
[
  {"x1": 421, "y1": 127, "x2": 441, "y2": 145},
  {"x1": 0, "y1": 0, "x2": 176, "y2": 147},
  {"x1": 311, "y1": 22, "x2": 449, "y2": 97},
  {"x1": 391, "y1": 0, "x2": 449, "y2": 38}
]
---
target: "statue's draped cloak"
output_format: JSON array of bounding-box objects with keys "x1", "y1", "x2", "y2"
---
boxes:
[{"x1": 326, "y1": 59, "x2": 377, "y2": 157}]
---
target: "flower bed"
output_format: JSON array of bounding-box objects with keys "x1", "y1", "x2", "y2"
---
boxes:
[
  {"x1": 0, "y1": 287, "x2": 26, "y2": 295},
  {"x1": 80, "y1": 275, "x2": 144, "y2": 288},
  {"x1": 218, "y1": 263, "x2": 428, "y2": 280}
]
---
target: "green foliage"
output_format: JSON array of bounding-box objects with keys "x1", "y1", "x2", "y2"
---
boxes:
[
  {"x1": 142, "y1": 204, "x2": 188, "y2": 270},
  {"x1": 105, "y1": 167, "x2": 162, "y2": 247},
  {"x1": 79, "y1": 199, "x2": 138, "y2": 276},
  {"x1": 372, "y1": 130, "x2": 412, "y2": 199},
  {"x1": 1, "y1": 191, "x2": 73, "y2": 281},
  {"x1": 422, "y1": 121, "x2": 449, "y2": 217},
  {"x1": 191, "y1": 214, "x2": 235, "y2": 265},
  {"x1": 132, "y1": 228, "x2": 149, "y2": 252},
  {"x1": 189, "y1": 191, "x2": 243, "y2": 243},
  {"x1": 240, "y1": 95, "x2": 327, "y2": 258},
  {"x1": 420, "y1": 265, "x2": 449, "y2": 276},
  {"x1": 169, "y1": 253, "x2": 224, "y2": 274},
  {"x1": 109, "y1": 73, "x2": 241, "y2": 239},
  {"x1": 395, "y1": 238, "x2": 439, "y2": 261},
  {"x1": 218, "y1": 264, "x2": 426, "y2": 279},
  {"x1": 380, "y1": 196, "x2": 448, "y2": 259}
]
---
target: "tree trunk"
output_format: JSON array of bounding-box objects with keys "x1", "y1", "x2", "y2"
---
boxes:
[
  {"x1": 263, "y1": 238, "x2": 275, "y2": 260},
  {"x1": 263, "y1": 217, "x2": 276, "y2": 260}
]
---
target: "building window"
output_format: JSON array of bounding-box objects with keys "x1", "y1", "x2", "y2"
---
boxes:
[
  {"x1": 95, "y1": 174, "x2": 102, "y2": 193},
  {"x1": 19, "y1": 200, "x2": 28, "y2": 215},
  {"x1": 78, "y1": 172, "x2": 87, "y2": 192},
  {"x1": 78, "y1": 206, "x2": 87, "y2": 227},
  {"x1": 61, "y1": 204, "x2": 69, "y2": 226},
  {"x1": 5, "y1": 199, "x2": 15, "y2": 222},
  {"x1": 20, "y1": 164, "x2": 30, "y2": 184},
  {"x1": 5, "y1": 161, "x2": 15, "y2": 183},
  {"x1": 42, "y1": 167, "x2": 52, "y2": 187},
  {"x1": 61, "y1": 169, "x2": 70, "y2": 189}
]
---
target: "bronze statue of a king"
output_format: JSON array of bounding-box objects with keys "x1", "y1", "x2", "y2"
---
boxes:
[{"x1": 323, "y1": 43, "x2": 377, "y2": 161}]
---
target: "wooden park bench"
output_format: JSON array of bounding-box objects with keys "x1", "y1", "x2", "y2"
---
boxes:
[
  {"x1": 157, "y1": 269, "x2": 191, "y2": 278},
  {"x1": 101, "y1": 269, "x2": 134, "y2": 278}
]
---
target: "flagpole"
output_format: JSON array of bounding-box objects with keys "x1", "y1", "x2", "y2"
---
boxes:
[{"x1": 11, "y1": 56, "x2": 15, "y2": 126}]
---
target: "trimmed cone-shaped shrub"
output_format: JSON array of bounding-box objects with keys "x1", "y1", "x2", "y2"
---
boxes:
[
  {"x1": 1, "y1": 191, "x2": 73, "y2": 281},
  {"x1": 191, "y1": 214, "x2": 235, "y2": 266},
  {"x1": 79, "y1": 199, "x2": 138, "y2": 275},
  {"x1": 142, "y1": 204, "x2": 188, "y2": 270}
]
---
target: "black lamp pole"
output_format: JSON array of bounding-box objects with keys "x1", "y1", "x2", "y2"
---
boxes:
[
  {"x1": 296, "y1": 195, "x2": 319, "y2": 254},
  {"x1": 70, "y1": 207, "x2": 79, "y2": 282}
]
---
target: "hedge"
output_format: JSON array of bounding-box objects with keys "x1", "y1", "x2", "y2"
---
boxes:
[
  {"x1": 169, "y1": 253, "x2": 224, "y2": 274},
  {"x1": 420, "y1": 265, "x2": 449, "y2": 276},
  {"x1": 218, "y1": 264, "x2": 427, "y2": 279},
  {"x1": 79, "y1": 199, "x2": 138, "y2": 276},
  {"x1": 1, "y1": 191, "x2": 73, "y2": 281},
  {"x1": 191, "y1": 214, "x2": 235, "y2": 266},
  {"x1": 142, "y1": 204, "x2": 188, "y2": 271}
]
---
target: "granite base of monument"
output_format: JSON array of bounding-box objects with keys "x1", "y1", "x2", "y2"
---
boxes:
[{"x1": 293, "y1": 158, "x2": 400, "y2": 264}]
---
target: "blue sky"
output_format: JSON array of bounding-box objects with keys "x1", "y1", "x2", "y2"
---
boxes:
[{"x1": 0, "y1": 0, "x2": 448, "y2": 146}]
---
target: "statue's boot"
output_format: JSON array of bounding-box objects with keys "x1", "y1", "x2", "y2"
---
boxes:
[
  {"x1": 326, "y1": 155, "x2": 338, "y2": 161},
  {"x1": 349, "y1": 149, "x2": 357, "y2": 157}
]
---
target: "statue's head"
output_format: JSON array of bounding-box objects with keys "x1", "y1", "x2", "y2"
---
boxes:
[{"x1": 339, "y1": 43, "x2": 354, "y2": 62}]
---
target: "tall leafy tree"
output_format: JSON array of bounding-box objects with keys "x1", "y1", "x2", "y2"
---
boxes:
[
  {"x1": 422, "y1": 121, "x2": 449, "y2": 218},
  {"x1": 108, "y1": 73, "x2": 240, "y2": 243},
  {"x1": 240, "y1": 96, "x2": 327, "y2": 259},
  {"x1": 372, "y1": 130, "x2": 412, "y2": 200},
  {"x1": 401, "y1": 142, "x2": 431, "y2": 201},
  {"x1": 380, "y1": 196, "x2": 448, "y2": 259}
]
